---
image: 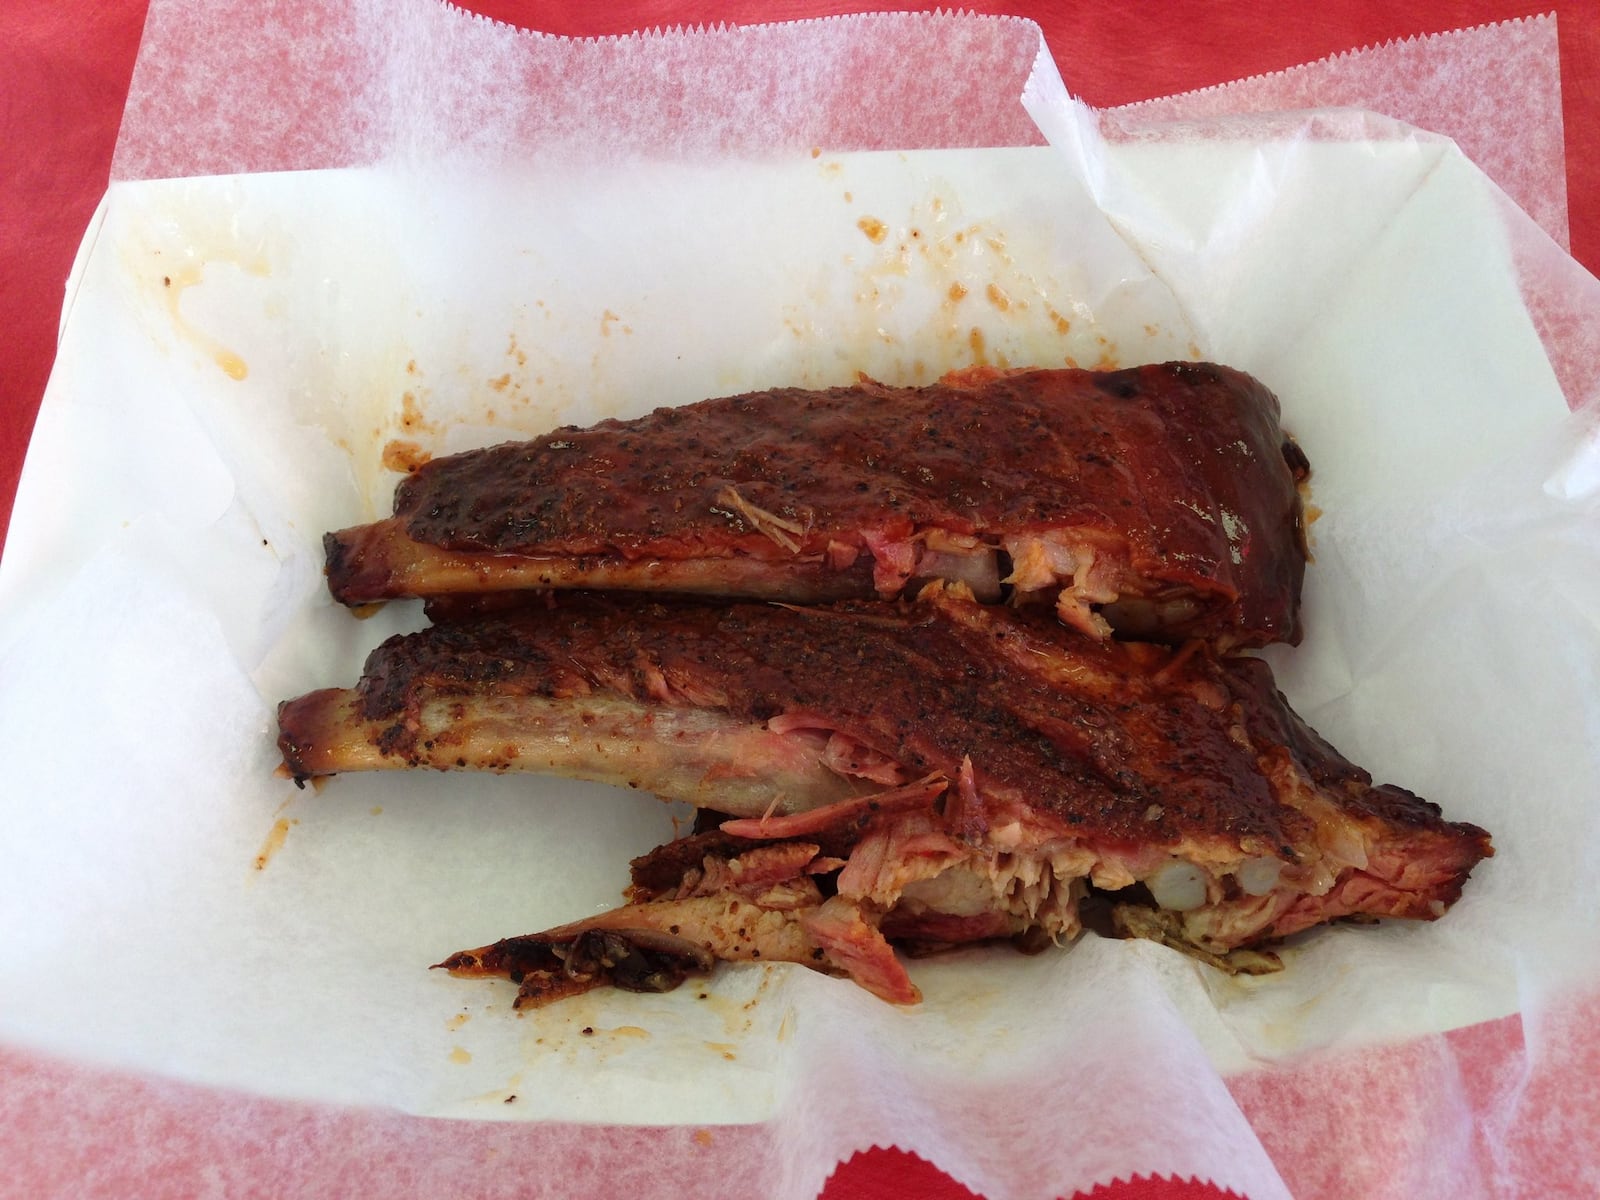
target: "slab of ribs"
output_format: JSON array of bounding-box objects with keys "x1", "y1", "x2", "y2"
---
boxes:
[
  {"x1": 279, "y1": 363, "x2": 1491, "y2": 1008},
  {"x1": 326, "y1": 362, "x2": 1310, "y2": 647}
]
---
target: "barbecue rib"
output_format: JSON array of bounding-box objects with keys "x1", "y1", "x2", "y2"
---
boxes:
[
  {"x1": 325, "y1": 363, "x2": 1310, "y2": 646},
  {"x1": 277, "y1": 587, "x2": 1491, "y2": 1005}
]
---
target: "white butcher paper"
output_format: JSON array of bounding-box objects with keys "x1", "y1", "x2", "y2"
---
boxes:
[{"x1": 2, "y1": 37, "x2": 1599, "y2": 1200}]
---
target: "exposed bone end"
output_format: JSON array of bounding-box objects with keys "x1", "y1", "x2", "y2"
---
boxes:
[
  {"x1": 1146, "y1": 860, "x2": 1210, "y2": 912},
  {"x1": 277, "y1": 689, "x2": 392, "y2": 782}
]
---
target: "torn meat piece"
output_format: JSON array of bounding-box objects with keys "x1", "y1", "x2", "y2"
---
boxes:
[
  {"x1": 437, "y1": 846, "x2": 919, "y2": 1006},
  {"x1": 280, "y1": 586, "x2": 1492, "y2": 1002},
  {"x1": 325, "y1": 362, "x2": 1310, "y2": 646}
]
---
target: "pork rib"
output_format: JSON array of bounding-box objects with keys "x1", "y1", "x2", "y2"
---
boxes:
[
  {"x1": 278, "y1": 587, "x2": 1490, "y2": 1003},
  {"x1": 326, "y1": 363, "x2": 1310, "y2": 646}
]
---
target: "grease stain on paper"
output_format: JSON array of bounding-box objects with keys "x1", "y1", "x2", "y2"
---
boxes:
[
  {"x1": 370, "y1": 326, "x2": 575, "y2": 485},
  {"x1": 487, "y1": 963, "x2": 799, "y2": 1079},
  {"x1": 381, "y1": 439, "x2": 431, "y2": 473},
  {"x1": 856, "y1": 216, "x2": 888, "y2": 243},
  {"x1": 253, "y1": 816, "x2": 298, "y2": 870},
  {"x1": 782, "y1": 174, "x2": 1127, "y2": 384},
  {"x1": 456, "y1": 1068, "x2": 528, "y2": 1110},
  {"x1": 124, "y1": 190, "x2": 282, "y2": 383},
  {"x1": 162, "y1": 262, "x2": 258, "y2": 380}
]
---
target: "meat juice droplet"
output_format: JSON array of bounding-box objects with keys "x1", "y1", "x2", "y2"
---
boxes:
[
  {"x1": 400, "y1": 392, "x2": 430, "y2": 433},
  {"x1": 382, "y1": 439, "x2": 431, "y2": 474},
  {"x1": 857, "y1": 216, "x2": 888, "y2": 244},
  {"x1": 253, "y1": 817, "x2": 294, "y2": 869}
]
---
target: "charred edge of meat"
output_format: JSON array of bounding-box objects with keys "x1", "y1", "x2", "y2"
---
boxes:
[
  {"x1": 424, "y1": 591, "x2": 561, "y2": 623},
  {"x1": 435, "y1": 929, "x2": 717, "y2": 1008},
  {"x1": 1281, "y1": 435, "x2": 1311, "y2": 483},
  {"x1": 627, "y1": 830, "x2": 750, "y2": 900}
]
